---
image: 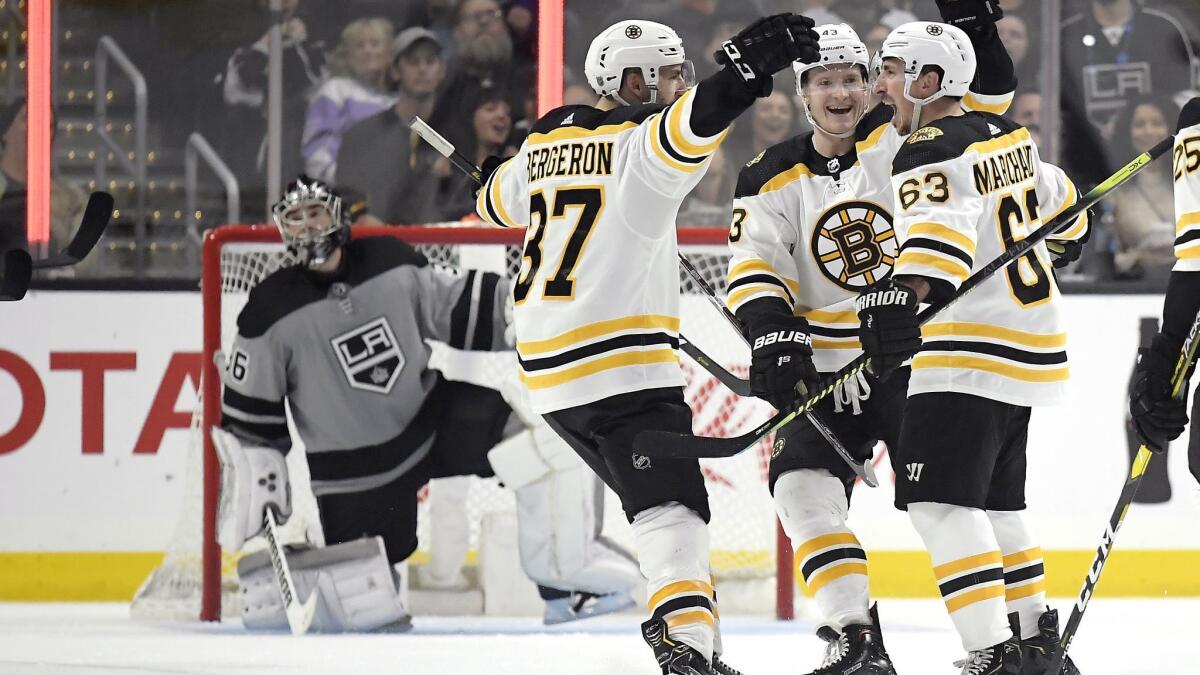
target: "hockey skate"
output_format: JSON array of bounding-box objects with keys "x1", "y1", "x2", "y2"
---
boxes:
[
  {"x1": 543, "y1": 590, "x2": 636, "y2": 625},
  {"x1": 1019, "y1": 609, "x2": 1081, "y2": 675},
  {"x1": 954, "y1": 635, "x2": 1022, "y2": 675},
  {"x1": 805, "y1": 613, "x2": 896, "y2": 675},
  {"x1": 641, "y1": 617, "x2": 742, "y2": 675}
]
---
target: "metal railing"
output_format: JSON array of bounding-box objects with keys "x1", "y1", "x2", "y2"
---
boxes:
[
  {"x1": 94, "y1": 35, "x2": 146, "y2": 275},
  {"x1": 184, "y1": 131, "x2": 239, "y2": 274}
]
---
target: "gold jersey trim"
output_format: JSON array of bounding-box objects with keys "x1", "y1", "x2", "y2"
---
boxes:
[
  {"x1": 911, "y1": 354, "x2": 1069, "y2": 383},
  {"x1": 519, "y1": 347, "x2": 680, "y2": 390},
  {"x1": 517, "y1": 314, "x2": 680, "y2": 355},
  {"x1": 921, "y1": 322, "x2": 1067, "y2": 349}
]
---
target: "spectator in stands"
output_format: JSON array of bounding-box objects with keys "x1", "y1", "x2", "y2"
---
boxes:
[
  {"x1": 437, "y1": 86, "x2": 514, "y2": 221},
  {"x1": 798, "y1": 0, "x2": 845, "y2": 27},
  {"x1": 727, "y1": 89, "x2": 796, "y2": 171},
  {"x1": 1108, "y1": 93, "x2": 1180, "y2": 283},
  {"x1": 563, "y1": 84, "x2": 594, "y2": 107},
  {"x1": 1060, "y1": 0, "x2": 1196, "y2": 188},
  {"x1": 505, "y1": 0, "x2": 537, "y2": 73},
  {"x1": 997, "y1": 13, "x2": 1039, "y2": 89},
  {"x1": 302, "y1": 17, "x2": 397, "y2": 182},
  {"x1": 864, "y1": 23, "x2": 892, "y2": 57},
  {"x1": 431, "y1": 0, "x2": 514, "y2": 138},
  {"x1": 1010, "y1": 89, "x2": 1042, "y2": 144},
  {"x1": 221, "y1": 0, "x2": 327, "y2": 191},
  {"x1": 336, "y1": 27, "x2": 447, "y2": 226},
  {"x1": 604, "y1": 0, "x2": 755, "y2": 77}
]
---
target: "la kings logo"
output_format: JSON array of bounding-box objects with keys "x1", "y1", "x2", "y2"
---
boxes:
[
  {"x1": 810, "y1": 200, "x2": 897, "y2": 291},
  {"x1": 330, "y1": 317, "x2": 405, "y2": 394}
]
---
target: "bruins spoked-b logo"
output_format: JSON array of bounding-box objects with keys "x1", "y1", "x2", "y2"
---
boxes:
[
  {"x1": 625, "y1": 24, "x2": 642, "y2": 39},
  {"x1": 810, "y1": 201, "x2": 897, "y2": 291},
  {"x1": 331, "y1": 317, "x2": 405, "y2": 394}
]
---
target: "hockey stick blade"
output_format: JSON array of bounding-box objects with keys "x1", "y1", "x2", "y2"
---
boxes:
[
  {"x1": 409, "y1": 116, "x2": 483, "y2": 184},
  {"x1": 679, "y1": 337, "x2": 752, "y2": 396},
  {"x1": 1045, "y1": 300, "x2": 1200, "y2": 674},
  {"x1": 634, "y1": 135, "x2": 1176, "y2": 460},
  {"x1": 0, "y1": 248, "x2": 32, "y2": 300},
  {"x1": 263, "y1": 507, "x2": 319, "y2": 635},
  {"x1": 31, "y1": 191, "x2": 113, "y2": 269}
]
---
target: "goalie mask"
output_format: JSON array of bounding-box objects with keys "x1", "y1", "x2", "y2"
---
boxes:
[{"x1": 271, "y1": 175, "x2": 350, "y2": 269}]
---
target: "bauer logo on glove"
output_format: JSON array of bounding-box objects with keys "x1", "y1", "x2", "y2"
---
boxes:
[{"x1": 752, "y1": 329, "x2": 812, "y2": 350}]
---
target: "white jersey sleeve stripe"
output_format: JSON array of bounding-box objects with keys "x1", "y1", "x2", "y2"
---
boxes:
[
  {"x1": 896, "y1": 248, "x2": 972, "y2": 284},
  {"x1": 664, "y1": 87, "x2": 728, "y2": 158},
  {"x1": 648, "y1": 113, "x2": 703, "y2": 174},
  {"x1": 728, "y1": 258, "x2": 800, "y2": 293},
  {"x1": 906, "y1": 221, "x2": 979, "y2": 256},
  {"x1": 961, "y1": 91, "x2": 1013, "y2": 115},
  {"x1": 727, "y1": 284, "x2": 792, "y2": 310}
]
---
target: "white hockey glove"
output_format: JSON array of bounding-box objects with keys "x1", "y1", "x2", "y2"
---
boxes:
[{"x1": 213, "y1": 426, "x2": 292, "y2": 551}]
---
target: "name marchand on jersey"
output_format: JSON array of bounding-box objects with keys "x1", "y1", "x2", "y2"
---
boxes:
[{"x1": 890, "y1": 112, "x2": 1090, "y2": 407}]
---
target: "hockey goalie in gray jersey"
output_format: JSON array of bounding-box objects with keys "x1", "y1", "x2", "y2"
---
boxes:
[{"x1": 214, "y1": 175, "x2": 641, "y2": 632}]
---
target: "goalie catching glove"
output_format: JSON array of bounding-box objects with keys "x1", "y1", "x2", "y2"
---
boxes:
[
  {"x1": 1129, "y1": 334, "x2": 1192, "y2": 453},
  {"x1": 856, "y1": 279, "x2": 922, "y2": 378},
  {"x1": 715, "y1": 13, "x2": 821, "y2": 94},
  {"x1": 213, "y1": 426, "x2": 292, "y2": 551}
]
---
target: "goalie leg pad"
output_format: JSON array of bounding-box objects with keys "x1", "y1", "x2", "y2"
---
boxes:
[
  {"x1": 487, "y1": 423, "x2": 583, "y2": 491},
  {"x1": 773, "y1": 468, "x2": 870, "y2": 628},
  {"x1": 212, "y1": 427, "x2": 291, "y2": 552},
  {"x1": 512, "y1": 465, "x2": 641, "y2": 595},
  {"x1": 238, "y1": 536, "x2": 408, "y2": 633}
]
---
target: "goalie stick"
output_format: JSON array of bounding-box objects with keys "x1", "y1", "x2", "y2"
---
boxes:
[
  {"x1": 0, "y1": 191, "x2": 112, "y2": 301},
  {"x1": 411, "y1": 115, "x2": 878, "y2": 485},
  {"x1": 263, "y1": 506, "x2": 320, "y2": 635},
  {"x1": 1045, "y1": 305, "x2": 1200, "y2": 673},
  {"x1": 634, "y1": 134, "x2": 1176, "y2": 459}
]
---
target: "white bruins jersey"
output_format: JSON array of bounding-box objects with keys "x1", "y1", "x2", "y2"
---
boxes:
[
  {"x1": 890, "y1": 112, "x2": 1089, "y2": 407},
  {"x1": 1174, "y1": 117, "x2": 1200, "y2": 271},
  {"x1": 477, "y1": 85, "x2": 729, "y2": 413},
  {"x1": 727, "y1": 90, "x2": 1014, "y2": 372}
]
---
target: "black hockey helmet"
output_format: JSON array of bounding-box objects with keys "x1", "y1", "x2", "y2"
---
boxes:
[{"x1": 271, "y1": 174, "x2": 350, "y2": 268}]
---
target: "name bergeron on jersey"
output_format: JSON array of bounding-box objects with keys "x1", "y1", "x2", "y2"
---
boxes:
[{"x1": 526, "y1": 140, "x2": 614, "y2": 183}]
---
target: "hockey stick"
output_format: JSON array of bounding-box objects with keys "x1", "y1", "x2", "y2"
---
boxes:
[
  {"x1": 263, "y1": 506, "x2": 320, "y2": 635},
  {"x1": 634, "y1": 134, "x2": 1176, "y2": 459},
  {"x1": 0, "y1": 249, "x2": 32, "y2": 301},
  {"x1": 31, "y1": 191, "x2": 113, "y2": 269},
  {"x1": 1045, "y1": 307, "x2": 1200, "y2": 674},
  {"x1": 679, "y1": 254, "x2": 879, "y2": 486}
]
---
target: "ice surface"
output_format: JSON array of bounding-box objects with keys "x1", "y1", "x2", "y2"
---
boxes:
[{"x1": 0, "y1": 599, "x2": 1189, "y2": 674}]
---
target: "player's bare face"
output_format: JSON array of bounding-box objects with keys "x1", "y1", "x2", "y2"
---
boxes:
[
  {"x1": 655, "y1": 63, "x2": 689, "y2": 104},
  {"x1": 874, "y1": 58, "x2": 915, "y2": 132},
  {"x1": 802, "y1": 64, "x2": 867, "y2": 136}
]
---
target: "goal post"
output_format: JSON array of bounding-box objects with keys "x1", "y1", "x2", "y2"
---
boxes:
[{"x1": 169, "y1": 224, "x2": 797, "y2": 622}]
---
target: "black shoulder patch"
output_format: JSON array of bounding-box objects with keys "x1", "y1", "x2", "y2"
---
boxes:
[
  {"x1": 237, "y1": 267, "x2": 325, "y2": 339},
  {"x1": 236, "y1": 237, "x2": 428, "y2": 338},
  {"x1": 529, "y1": 103, "x2": 664, "y2": 136},
  {"x1": 735, "y1": 135, "x2": 816, "y2": 198},
  {"x1": 891, "y1": 111, "x2": 1022, "y2": 175},
  {"x1": 1180, "y1": 97, "x2": 1200, "y2": 132}
]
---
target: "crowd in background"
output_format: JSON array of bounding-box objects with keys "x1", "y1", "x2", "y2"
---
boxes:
[{"x1": 23, "y1": 0, "x2": 1200, "y2": 284}]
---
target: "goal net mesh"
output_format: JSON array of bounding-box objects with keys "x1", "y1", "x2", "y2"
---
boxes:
[{"x1": 130, "y1": 225, "x2": 789, "y2": 622}]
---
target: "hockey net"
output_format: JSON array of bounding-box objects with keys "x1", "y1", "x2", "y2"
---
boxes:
[{"x1": 131, "y1": 224, "x2": 795, "y2": 622}]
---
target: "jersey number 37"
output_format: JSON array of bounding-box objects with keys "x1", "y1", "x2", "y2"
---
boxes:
[{"x1": 514, "y1": 186, "x2": 605, "y2": 303}]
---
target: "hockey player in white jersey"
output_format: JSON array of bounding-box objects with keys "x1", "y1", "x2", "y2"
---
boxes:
[
  {"x1": 725, "y1": 4, "x2": 1033, "y2": 672},
  {"x1": 214, "y1": 175, "x2": 642, "y2": 632},
  {"x1": 476, "y1": 14, "x2": 822, "y2": 675},
  {"x1": 856, "y1": 22, "x2": 1089, "y2": 675},
  {"x1": 1130, "y1": 97, "x2": 1200, "y2": 475}
]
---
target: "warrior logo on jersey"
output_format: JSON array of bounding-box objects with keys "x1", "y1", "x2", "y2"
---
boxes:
[
  {"x1": 810, "y1": 200, "x2": 897, "y2": 291},
  {"x1": 330, "y1": 317, "x2": 406, "y2": 394}
]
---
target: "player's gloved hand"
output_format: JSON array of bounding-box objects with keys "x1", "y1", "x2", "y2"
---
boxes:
[
  {"x1": 715, "y1": 13, "x2": 820, "y2": 95},
  {"x1": 1046, "y1": 207, "x2": 1093, "y2": 269},
  {"x1": 935, "y1": 0, "x2": 1003, "y2": 34},
  {"x1": 749, "y1": 315, "x2": 820, "y2": 410},
  {"x1": 855, "y1": 278, "x2": 922, "y2": 378},
  {"x1": 473, "y1": 155, "x2": 504, "y2": 199},
  {"x1": 1129, "y1": 334, "x2": 1191, "y2": 453}
]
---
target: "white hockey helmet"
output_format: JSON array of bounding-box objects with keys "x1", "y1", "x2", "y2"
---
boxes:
[
  {"x1": 878, "y1": 21, "x2": 976, "y2": 134},
  {"x1": 792, "y1": 24, "x2": 871, "y2": 139},
  {"x1": 584, "y1": 20, "x2": 693, "y2": 105}
]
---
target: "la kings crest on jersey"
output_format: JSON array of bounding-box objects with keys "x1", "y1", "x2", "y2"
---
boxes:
[{"x1": 331, "y1": 316, "x2": 405, "y2": 394}]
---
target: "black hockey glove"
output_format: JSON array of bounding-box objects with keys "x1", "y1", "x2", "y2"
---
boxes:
[
  {"x1": 715, "y1": 13, "x2": 820, "y2": 95},
  {"x1": 1046, "y1": 211, "x2": 1093, "y2": 269},
  {"x1": 749, "y1": 315, "x2": 820, "y2": 410},
  {"x1": 472, "y1": 155, "x2": 504, "y2": 199},
  {"x1": 1130, "y1": 334, "x2": 1192, "y2": 453},
  {"x1": 935, "y1": 0, "x2": 1003, "y2": 34},
  {"x1": 855, "y1": 279, "x2": 922, "y2": 378}
]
